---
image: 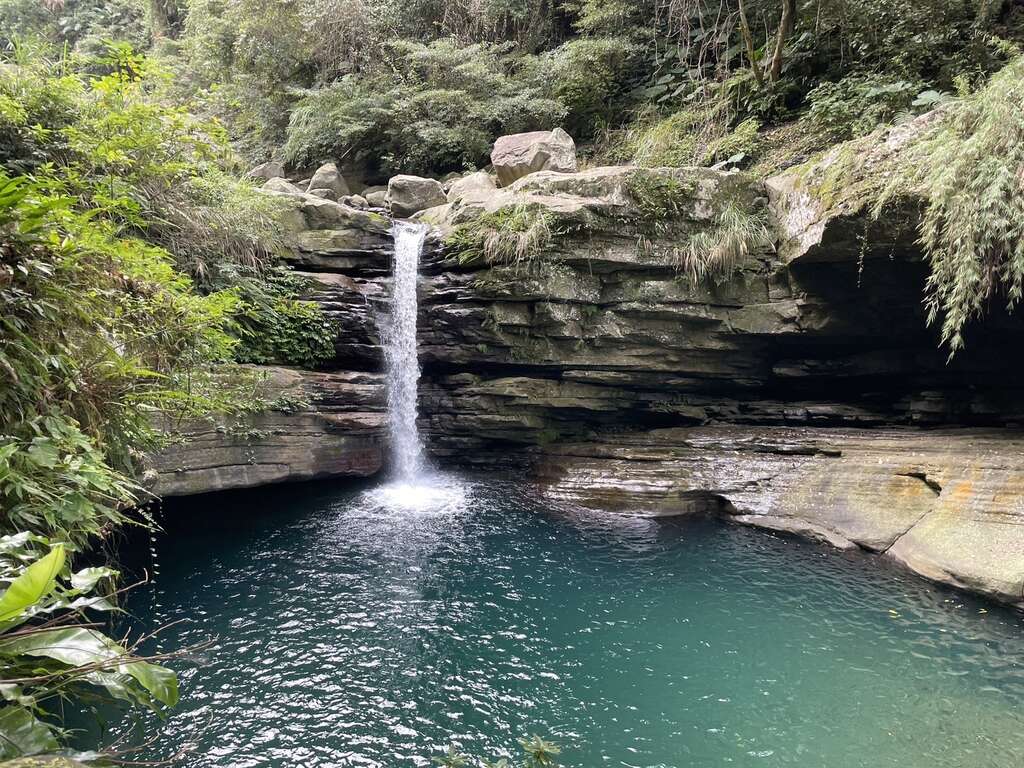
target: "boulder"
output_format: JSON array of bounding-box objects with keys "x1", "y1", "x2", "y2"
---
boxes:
[
  {"x1": 308, "y1": 187, "x2": 338, "y2": 201},
  {"x1": 490, "y1": 128, "x2": 577, "y2": 187},
  {"x1": 386, "y1": 175, "x2": 447, "y2": 218},
  {"x1": 248, "y1": 160, "x2": 285, "y2": 181},
  {"x1": 262, "y1": 177, "x2": 304, "y2": 194},
  {"x1": 295, "y1": 195, "x2": 390, "y2": 231},
  {"x1": 308, "y1": 162, "x2": 350, "y2": 199},
  {"x1": 348, "y1": 194, "x2": 369, "y2": 209},
  {"x1": 364, "y1": 188, "x2": 387, "y2": 208},
  {"x1": 447, "y1": 171, "x2": 497, "y2": 206}
]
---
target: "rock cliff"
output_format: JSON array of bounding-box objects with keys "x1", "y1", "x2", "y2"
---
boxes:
[
  {"x1": 151, "y1": 367, "x2": 385, "y2": 496},
  {"x1": 153, "y1": 159, "x2": 1024, "y2": 605}
]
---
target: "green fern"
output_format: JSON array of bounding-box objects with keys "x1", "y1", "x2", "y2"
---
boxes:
[{"x1": 896, "y1": 56, "x2": 1024, "y2": 353}]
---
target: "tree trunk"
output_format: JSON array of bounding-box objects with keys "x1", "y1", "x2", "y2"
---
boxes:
[
  {"x1": 150, "y1": 0, "x2": 184, "y2": 41},
  {"x1": 737, "y1": 0, "x2": 763, "y2": 87},
  {"x1": 768, "y1": 0, "x2": 796, "y2": 83}
]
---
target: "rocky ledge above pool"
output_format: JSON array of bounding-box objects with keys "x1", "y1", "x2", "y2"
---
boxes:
[
  {"x1": 535, "y1": 426, "x2": 1024, "y2": 606},
  {"x1": 152, "y1": 153, "x2": 1024, "y2": 607},
  {"x1": 149, "y1": 366, "x2": 385, "y2": 497}
]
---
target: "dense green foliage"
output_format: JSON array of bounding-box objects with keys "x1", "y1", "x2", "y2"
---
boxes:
[
  {"x1": 233, "y1": 268, "x2": 337, "y2": 367},
  {"x1": 0, "y1": 536, "x2": 178, "y2": 760},
  {"x1": 284, "y1": 39, "x2": 566, "y2": 176},
  {"x1": 894, "y1": 55, "x2": 1024, "y2": 354},
  {"x1": 0, "y1": 39, "x2": 330, "y2": 759}
]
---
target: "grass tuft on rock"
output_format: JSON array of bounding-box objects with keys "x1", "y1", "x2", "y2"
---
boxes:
[
  {"x1": 445, "y1": 204, "x2": 554, "y2": 269},
  {"x1": 677, "y1": 203, "x2": 773, "y2": 286}
]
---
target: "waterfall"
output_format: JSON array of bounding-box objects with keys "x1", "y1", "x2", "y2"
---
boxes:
[{"x1": 384, "y1": 220, "x2": 427, "y2": 481}]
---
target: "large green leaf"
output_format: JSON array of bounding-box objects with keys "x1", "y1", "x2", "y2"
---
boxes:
[
  {"x1": 0, "y1": 706, "x2": 60, "y2": 759},
  {"x1": 69, "y1": 566, "x2": 117, "y2": 593},
  {"x1": 0, "y1": 545, "x2": 65, "y2": 626},
  {"x1": 0, "y1": 627, "x2": 178, "y2": 707}
]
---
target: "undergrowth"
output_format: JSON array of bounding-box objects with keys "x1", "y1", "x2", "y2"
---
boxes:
[
  {"x1": 625, "y1": 170, "x2": 694, "y2": 229},
  {"x1": 791, "y1": 53, "x2": 1024, "y2": 354},
  {"x1": 445, "y1": 204, "x2": 554, "y2": 269},
  {"x1": 677, "y1": 203, "x2": 773, "y2": 286},
  {"x1": 895, "y1": 55, "x2": 1024, "y2": 354}
]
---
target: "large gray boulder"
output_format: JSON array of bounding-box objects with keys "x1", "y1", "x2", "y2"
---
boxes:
[
  {"x1": 248, "y1": 160, "x2": 285, "y2": 181},
  {"x1": 262, "y1": 177, "x2": 304, "y2": 194},
  {"x1": 364, "y1": 189, "x2": 387, "y2": 208},
  {"x1": 308, "y1": 187, "x2": 338, "y2": 201},
  {"x1": 308, "y1": 162, "x2": 350, "y2": 199},
  {"x1": 447, "y1": 171, "x2": 497, "y2": 205},
  {"x1": 491, "y1": 128, "x2": 577, "y2": 187},
  {"x1": 386, "y1": 175, "x2": 446, "y2": 218}
]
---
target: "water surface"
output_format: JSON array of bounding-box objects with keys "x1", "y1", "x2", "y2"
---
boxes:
[{"x1": 113, "y1": 476, "x2": 1024, "y2": 767}]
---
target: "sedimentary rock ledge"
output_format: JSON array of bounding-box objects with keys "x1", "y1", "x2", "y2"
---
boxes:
[
  {"x1": 537, "y1": 426, "x2": 1024, "y2": 606},
  {"x1": 151, "y1": 367, "x2": 386, "y2": 496}
]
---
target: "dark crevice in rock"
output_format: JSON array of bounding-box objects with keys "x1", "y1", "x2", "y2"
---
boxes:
[{"x1": 896, "y1": 471, "x2": 942, "y2": 496}]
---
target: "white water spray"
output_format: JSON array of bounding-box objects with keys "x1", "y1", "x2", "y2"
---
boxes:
[{"x1": 384, "y1": 221, "x2": 427, "y2": 481}]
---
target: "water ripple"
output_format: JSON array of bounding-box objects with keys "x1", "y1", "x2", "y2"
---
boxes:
[{"x1": 108, "y1": 476, "x2": 1024, "y2": 768}]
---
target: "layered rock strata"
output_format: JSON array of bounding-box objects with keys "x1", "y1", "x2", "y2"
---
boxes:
[
  {"x1": 155, "y1": 158, "x2": 1024, "y2": 604},
  {"x1": 151, "y1": 367, "x2": 385, "y2": 496},
  {"x1": 537, "y1": 427, "x2": 1024, "y2": 605}
]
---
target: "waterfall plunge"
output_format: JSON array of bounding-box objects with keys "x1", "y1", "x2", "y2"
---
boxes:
[{"x1": 383, "y1": 221, "x2": 427, "y2": 482}]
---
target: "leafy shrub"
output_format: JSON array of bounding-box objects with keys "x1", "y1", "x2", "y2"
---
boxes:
[
  {"x1": 0, "y1": 537, "x2": 178, "y2": 760},
  {"x1": 0, "y1": 420, "x2": 139, "y2": 552},
  {"x1": 541, "y1": 37, "x2": 638, "y2": 139},
  {"x1": 806, "y1": 76, "x2": 925, "y2": 142},
  {"x1": 0, "y1": 43, "x2": 82, "y2": 174},
  {"x1": 1, "y1": 45, "x2": 288, "y2": 285},
  {"x1": 600, "y1": 104, "x2": 760, "y2": 169},
  {"x1": 894, "y1": 55, "x2": 1024, "y2": 353},
  {"x1": 284, "y1": 39, "x2": 565, "y2": 176},
  {"x1": 232, "y1": 269, "x2": 337, "y2": 367},
  {"x1": 0, "y1": 0, "x2": 147, "y2": 51},
  {"x1": 0, "y1": 173, "x2": 238, "y2": 479}
]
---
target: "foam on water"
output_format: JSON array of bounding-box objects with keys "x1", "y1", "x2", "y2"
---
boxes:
[{"x1": 361, "y1": 474, "x2": 469, "y2": 516}]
